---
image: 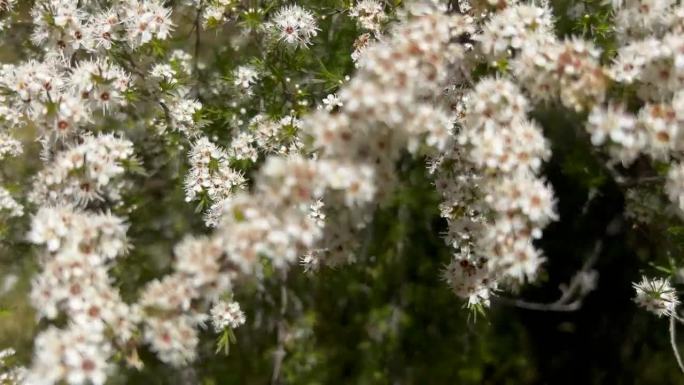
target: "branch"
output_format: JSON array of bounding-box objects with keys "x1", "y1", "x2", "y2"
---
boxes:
[
  {"x1": 271, "y1": 271, "x2": 288, "y2": 385},
  {"x1": 494, "y1": 241, "x2": 602, "y2": 312},
  {"x1": 494, "y1": 297, "x2": 584, "y2": 312},
  {"x1": 193, "y1": 1, "x2": 203, "y2": 99},
  {"x1": 671, "y1": 313, "x2": 684, "y2": 374}
]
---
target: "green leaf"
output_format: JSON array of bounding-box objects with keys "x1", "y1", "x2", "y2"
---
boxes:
[{"x1": 215, "y1": 328, "x2": 236, "y2": 355}]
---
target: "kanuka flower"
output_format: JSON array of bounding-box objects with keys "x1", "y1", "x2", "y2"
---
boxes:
[
  {"x1": 264, "y1": 4, "x2": 319, "y2": 48},
  {"x1": 210, "y1": 301, "x2": 246, "y2": 332},
  {"x1": 633, "y1": 276, "x2": 680, "y2": 317}
]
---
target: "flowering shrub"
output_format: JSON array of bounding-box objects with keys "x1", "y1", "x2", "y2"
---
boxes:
[{"x1": 0, "y1": 0, "x2": 683, "y2": 383}]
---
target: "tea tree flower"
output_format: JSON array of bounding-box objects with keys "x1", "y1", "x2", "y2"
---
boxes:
[
  {"x1": 476, "y1": 4, "x2": 554, "y2": 60},
  {"x1": 667, "y1": 163, "x2": 684, "y2": 213},
  {"x1": 264, "y1": 4, "x2": 318, "y2": 48},
  {"x1": 350, "y1": 0, "x2": 386, "y2": 31},
  {"x1": 234, "y1": 65, "x2": 259, "y2": 94},
  {"x1": 0, "y1": 0, "x2": 16, "y2": 12},
  {"x1": 124, "y1": 0, "x2": 174, "y2": 47},
  {"x1": 633, "y1": 276, "x2": 679, "y2": 317},
  {"x1": 321, "y1": 93, "x2": 342, "y2": 111},
  {"x1": 26, "y1": 326, "x2": 111, "y2": 385},
  {"x1": 29, "y1": 134, "x2": 135, "y2": 206},
  {"x1": 0, "y1": 187, "x2": 22, "y2": 217},
  {"x1": 210, "y1": 301, "x2": 246, "y2": 332},
  {"x1": 184, "y1": 137, "x2": 246, "y2": 226},
  {"x1": 0, "y1": 133, "x2": 22, "y2": 160},
  {"x1": 0, "y1": 347, "x2": 25, "y2": 384}
]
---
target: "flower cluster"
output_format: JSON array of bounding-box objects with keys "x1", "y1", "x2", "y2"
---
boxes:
[
  {"x1": 184, "y1": 137, "x2": 246, "y2": 227},
  {"x1": 27, "y1": 326, "x2": 111, "y2": 385},
  {"x1": 513, "y1": 38, "x2": 607, "y2": 111},
  {"x1": 611, "y1": 34, "x2": 684, "y2": 101},
  {"x1": 233, "y1": 65, "x2": 259, "y2": 95},
  {"x1": 196, "y1": 0, "x2": 238, "y2": 28},
  {"x1": 612, "y1": 0, "x2": 681, "y2": 43},
  {"x1": 586, "y1": 95, "x2": 684, "y2": 166},
  {"x1": 432, "y1": 145, "x2": 492, "y2": 306},
  {"x1": 31, "y1": 0, "x2": 172, "y2": 54},
  {"x1": 0, "y1": 132, "x2": 22, "y2": 160},
  {"x1": 7, "y1": 2, "x2": 179, "y2": 379},
  {"x1": 139, "y1": 274, "x2": 203, "y2": 366},
  {"x1": 476, "y1": 3, "x2": 554, "y2": 60},
  {"x1": 0, "y1": 187, "x2": 23, "y2": 218},
  {"x1": 231, "y1": 114, "x2": 303, "y2": 158},
  {"x1": 434, "y1": 77, "x2": 556, "y2": 306},
  {"x1": 350, "y1": 0, "x2": 387, "y2": 32},
  {"x1": 0, "y1": 348, "x2": 25, "y2": 385},
  {"x1": 589, "y1": 2, "x2": 684, "y2": 172},
  {"x1": 26, "y1": 206, "x2": 138, "y2": 384},
  {"x1": 29, "y1": 134, "x2": 135, "y2": 206},
  {"x1": 301, "y1": 5, "x2": 473, "y2": 269},
  {"x1": 148, "y1": 55, "x2": 202, "y2": 137},
  {"x1": 0, "y1": 1, "x2": 472, "y2": 383},
  {"x1": 0, "y1": 57, "x2": 131, "y2": 141}
]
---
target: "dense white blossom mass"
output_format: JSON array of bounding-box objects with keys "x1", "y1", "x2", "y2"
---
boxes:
[{"x1": 0, "y1": 0, "x2": 682, "y2": 382}]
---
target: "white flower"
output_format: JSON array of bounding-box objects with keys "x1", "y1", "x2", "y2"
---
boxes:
[
  {"x1": 203, "y1": 4, "x2": 227, "y2": 27},
  {"x1": 639, "y1": 103, "x2": 680, "y2": 161},
  {"x1": 349, "y1": 0, "x2": 386, "y2": 31},
  {"x1": 633, "y1": 276, "x2": 679, "y2": 317},
  {"x1": 321, "y1": 93, "x2": 342, "y2": 111},
  {"x1": 233, "y1": 65, "x2": 259, "y2": 93},
  {"x1": 143, "y1": 315, "x2": 198, "y2": 367},
  {"x1": 443, "y1": 256, "x2": 495, "y2": 307},
  {"x1": 0, "y1": 0, "x2": 16, "y2": 12},
  {"x1": 173, "y1": 235, "x2": 226, "y2": 293},
  {"x1": 29, "y1": 134, "x2": 135, "y2": 206},
  {"x1": 351, "y1": 33, "x2": 373, "y2": 66},
  {"x1": 27, "y1": 206, "x2": 71, "y2": 252},
  {"x1": 264, "y1": 4, "x2": 318, "y2": 48},
  {"x1": 210, "y1": 300, "x2": 246, "y2": 332},
  {"x1": 27, "y1": 326, "x2": 111, "y2": 385},
  {"x1": 229, "y1": 132, "x2": 258, "y2": 162},
  {"x1": 476, "y1": 4, "x2": 554, "y2": 60},
  {"x1": 586, "y1": 105, "x2": 643, "y2": 166},
  {"x1": 184, "y1": 137, "x2": 246, "y2": 226},
  {"x1": 124, "y1": 0, "x2": 174, "y2": 47},
  {"x1": 666, "y1": 162, "x2": 684, "y2": 213},
  {"x1": 0, "y1": 187, "x2": 23, "y2": 217},
  {"x1": 0, "y1": 133, "x2": 22, "y2": 160},
  {"x1": 150, "y1": 63, "x2": 177, "y2": 83}
]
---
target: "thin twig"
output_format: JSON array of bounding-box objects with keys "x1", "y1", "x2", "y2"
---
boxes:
[
  {"x1": 494, "y1": 241, "x2": 602, "y2": 312},
  {"x1": 670, "y1": 313, "x2": 684, "y2": 374},
  {"x1": 193, "y1": 1, "x2": 203, "y2": 99},
  {"x1": 495, "y1": 297, "x2": 583, "y2": 312},
  {"x1": 673, "y1": 313, "x2": 684, "y2": 325},
  {"x1": 271, "y1": 271, "x2": 288, "y2": 385}
]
